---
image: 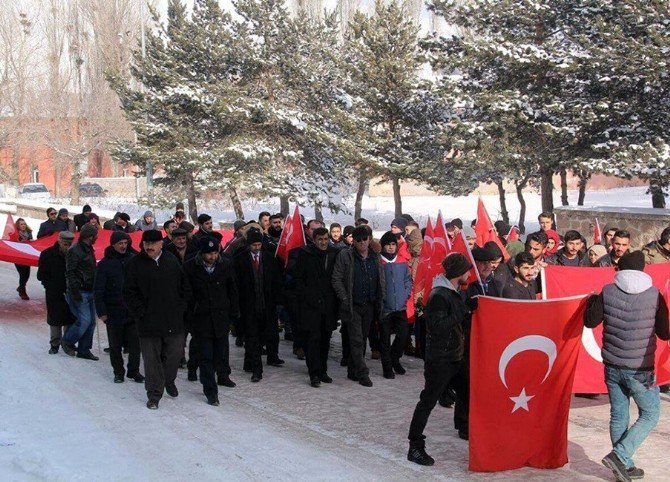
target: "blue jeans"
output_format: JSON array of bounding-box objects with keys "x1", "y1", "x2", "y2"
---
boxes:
[
  {"x1": 605, "y1": 365, "x2": 660, "y2": 469},
  {"x1": 63, "y1": 291, "x2": 97, "y2": 355}
]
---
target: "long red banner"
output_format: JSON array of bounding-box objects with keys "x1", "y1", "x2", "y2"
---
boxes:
[
  {"x1": 543, "y1": 264, "x2": 670, "y2": 393},
  {"x1": 0, "y1": 229, "x2": 234, "y2": 267}
]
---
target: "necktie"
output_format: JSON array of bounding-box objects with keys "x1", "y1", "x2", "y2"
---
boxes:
[{"x1": 253, "y1": 254, "x2": 259, "y2": 273}]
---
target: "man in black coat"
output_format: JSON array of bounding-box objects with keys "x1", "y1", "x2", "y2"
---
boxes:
[
  {"x1": 332, "y1": 225, "x2": 385, "y2": 388},
  {"x1": 62, "y1": 224, "x2": 99, "y2": 359},
  {"x1": 37, "y1": 231, "x2": 76, "y2": 354},
  {"x1": 123, "y1": 230, "x2": 192, "y2": 410},
  {"x1": 94, "y1": 231, "x2": 144, "y2": 384},
  {"x1": 234, "y1": 229, "x2": 284, "y2": 382},
  {"x1": 293, "y1": 227, "x2": 339, "y2": 387},
  {"x1": 73, "y1": 205, "x2": 92, "y2": 232},
  {"x1": 37, "y1": 207, "x2": 67, "y2": 238},
  {"x1": 407, "y1": 253, "x2": 472, "y2": 466},
  {"x1": 184, "y1": 236, "x2": 240, "y2": 405}
]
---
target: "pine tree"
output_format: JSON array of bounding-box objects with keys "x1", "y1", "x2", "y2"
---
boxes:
[{"x1": 344, "y1": 0, "x2": 442, "y2": 217}]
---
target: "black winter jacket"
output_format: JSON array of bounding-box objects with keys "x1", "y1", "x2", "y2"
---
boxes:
[
  {"x1": 292, "y1": 244, "x2": 339, "y2": 331},
  {"x1": 184, "y1": 254, "x2": 240, "y2": 339},
  {"x1": 37, "y1": 243, "x2": 76, "y2": 326},
  {"x1": 165, "y1": 240, "x2": 199, "y2": 265},
  {"x1": 424, "y1": 274, "x2": 469, "y2": 363},
  {"x1": 65, "y1": 241, "x2": 97, "y2": 300},
  {"x1": 123, "y1": 250, "x2": 191, "y2": 337},
  {"x1": 233, "y1": 249, "x2": 283, "y2": 327},
  {"x1": 93, "y1": 246, "x2": 137, "y2": 324}
]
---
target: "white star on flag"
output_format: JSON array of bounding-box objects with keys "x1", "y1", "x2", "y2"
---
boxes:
[{"x1": 509, "y1": 388, "x2": 535, "y2": 413}]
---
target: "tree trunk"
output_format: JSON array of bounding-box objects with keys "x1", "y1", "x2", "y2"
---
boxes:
[
  {"x1": 577, "y1": 171, "x2": 588, "y2": 206},
  {"x1": 354, "y1": 172, "x2": 367, "y2": 221},
  {"x1": 496, "y1": 180, "x2": 509, "y2": 224},
  {"x1": 229, "y1": 186, "x2": 244, "y2": 219},
  {"x1": 186, "y1": 174, "x2": 198, "y2": 223},
  {"x1": 515, "y1": 177, "x2": 529, "y2": 234},
  {"x1": 560, "y1": 168, "x2": 569, "y2": 206},
  {"x1": 280, "y1": 196, "x2": 290, "y2": 217},
  {"x1": 650, "y1": 179, "x2": 667, "y2": 208},
  {"x1": 70, "y1": 161, "x2": 81, "y2": 205},
  {"x1": 540, "y1": 169, "x2": 554, "y2": 213},
  {"x1": 392, "y1": 176, "x2": 402, "y2": 218},
  {"x1": 314, "y1": 201, "x2": 323, "y2": 222}
]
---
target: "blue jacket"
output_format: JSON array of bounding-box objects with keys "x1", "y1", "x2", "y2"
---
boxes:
[{"x1": 380, "y1": 255, "x2": 412, "y2": 315}]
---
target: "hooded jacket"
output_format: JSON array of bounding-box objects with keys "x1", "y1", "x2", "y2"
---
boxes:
[
  {"x1": 585, "y1": 270, "x2": 670, "y2": 370},
  {"x1": 423, "y1": 274, "x2": 470, "y2": 363}
]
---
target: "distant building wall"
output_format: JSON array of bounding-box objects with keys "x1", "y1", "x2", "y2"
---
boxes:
[{"x1": 554, "y1": 206, "x2": 670, "y2": 249}]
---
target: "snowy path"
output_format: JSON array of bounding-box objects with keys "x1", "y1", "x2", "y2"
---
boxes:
[{"x1": 1, "y1": 262, "x2": 669, "y2": 481}]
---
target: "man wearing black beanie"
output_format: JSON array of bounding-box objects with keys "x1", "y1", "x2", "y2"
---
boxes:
[{"x1": 407, "y1": 253, "x2": 471, "y2": 466}]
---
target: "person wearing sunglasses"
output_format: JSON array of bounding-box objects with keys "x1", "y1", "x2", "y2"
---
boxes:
[
  {"x1": 332, "y1": 225, "x2": 385, "y2": 388},
  {"x1": 37, "y1": 207, "x2": 66, "y2": 238}
]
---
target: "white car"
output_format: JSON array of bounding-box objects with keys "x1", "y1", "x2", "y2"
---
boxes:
[{"x1": 18, "y1": 183, "x2": 51, "y2": 200}]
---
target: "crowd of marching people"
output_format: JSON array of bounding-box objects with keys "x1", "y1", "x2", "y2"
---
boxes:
[{"x1": 8, "y1": 202, "x2": 669, "y2": 481}]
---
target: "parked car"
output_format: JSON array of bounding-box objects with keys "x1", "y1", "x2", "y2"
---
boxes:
[
  {"x1": 18, "y1": 183, "x2": 51, "y2": 199},
  {"x1": 78, "y1": 182, "x2": 106, "y2": 197}
]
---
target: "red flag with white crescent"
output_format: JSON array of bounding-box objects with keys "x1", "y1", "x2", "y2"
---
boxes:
[
  {"x1": 412, "y1": 217, "x2": 434, "y2": 305},
  {"x1": 470, "y1": 295, "x2": 587, "y2": 471}
]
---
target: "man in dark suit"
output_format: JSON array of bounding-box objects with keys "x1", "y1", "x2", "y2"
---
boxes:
[{"x1": 234, "y1": 229, "x2": 284, "y2": 382}]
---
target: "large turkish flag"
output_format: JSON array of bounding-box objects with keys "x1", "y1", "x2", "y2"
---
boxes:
[
  {"x1": 543, "y1": 264, "x2": 670, "y2": 393},
  {"x1": 469, "y1": 295, "x2": 586, "y2": 472}
]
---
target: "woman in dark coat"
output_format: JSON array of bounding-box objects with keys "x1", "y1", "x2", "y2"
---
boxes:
[{"x1": 37, "y1": 231, "x2": 76, "y2": 354}]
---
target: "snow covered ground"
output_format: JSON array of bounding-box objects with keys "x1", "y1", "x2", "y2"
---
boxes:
[
  {"x1": 1, "y1": 262, "x2": 670, "y2": 481},
  {"x1": 6, "y1": 186, "x2": 665, "y2": 236}
]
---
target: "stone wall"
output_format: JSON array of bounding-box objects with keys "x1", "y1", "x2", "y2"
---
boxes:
[{"x1": 554, "y1": 206, "x2": 670, "y2": 249}]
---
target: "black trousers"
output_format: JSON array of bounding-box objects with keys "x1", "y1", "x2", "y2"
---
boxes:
[
  {"x1": 304, "y1": 315, "x2": 333, "y2": 379},
  {"x1": 186, "y1": 331, "x2": 199, "y2": 371},
  {"x1": 106, "y1": 322, "x2": 141, "y2": 377},
  {"x1": 199, "y1": 334, "x2": 230, "y2": 398},
  {"x1": 244, "y1": 311, "x2": 279, "y2": 375},
  {"x1": 340, "y1": 322, "x2": 350, "y2": 363},
  {"x1": 380, "y1": 310, "x2": 409, "y2": 368},
  {"x1": 15, "y1": 264, "x2": 30, "y2": 288},
  {"x1": 347, "y1": 302, "x2": 374, "y2": 379},
  {"x1": 408, "y1": 359, "x2": 463, "y2": 449},
  {"x1": 450, "y1": 359, "x2": 470, "y2": 434},
  {"x1": 368, "y1": 317, "x2": 381, "y2": 352},
  {"x1": 139, "y1": 333, "x2": 183, "y2": 401}
]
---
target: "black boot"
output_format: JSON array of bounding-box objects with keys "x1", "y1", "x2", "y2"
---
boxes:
[
  {"x1": 407, "y1": 447, "x2": 435, "y2": 466},
  {"x1": 127, "y1": 372, "x2": 145, "y2": 383},
  {"x1": 217, "y1": 376, "x2": 236, "y2": 388},
  {"x1": 310, "y1": 376, "x2": 321, "y2": 388},
  {"x1": 165, "y1": 383, "x2": 178, "y2": 397},
  {"x1": 382, "y1": 366, "x2": 395, "y2": 379},
  {"x1": 61, "y1": 341, "x2": 76, "y2": 357},
  {"x1": 392, "y1": 359, "x2": 406, "y2": 375},
  {"x1": 114, "y1": 374, "x2": 124, "y2": 383},
  {"x1": 48, "y1": 345, "x2": 59, "y2": 355},
  {"x1": 206, "y1": 396, "x2": 220, "y2": 406},
  {"x1": 146, "y1": 399, "x2": 159, "y2": 410},
  {"x1": 187, "y1": 369, "x2": 198, "y2": 381}
]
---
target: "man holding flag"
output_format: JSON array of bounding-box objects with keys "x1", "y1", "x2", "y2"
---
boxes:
[{"x1": 407, "y1": 253, "x2": 472, "y2": 466}]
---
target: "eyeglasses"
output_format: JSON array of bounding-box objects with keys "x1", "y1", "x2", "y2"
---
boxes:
[
  {"x1": 48, "y1": 212, "x2": 57, "y2": 216},
  {"x1": 354, "y1": 236, "x2": 369, "y2": 242}
]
